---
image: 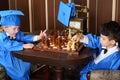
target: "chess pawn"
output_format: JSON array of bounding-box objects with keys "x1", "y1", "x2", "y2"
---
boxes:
[
  {"x1": 71, "y1": 42, "x2": 76, "y2": 51},
  {"x1": 66, "y1": 41, "x2": 72, "y2": 51}
]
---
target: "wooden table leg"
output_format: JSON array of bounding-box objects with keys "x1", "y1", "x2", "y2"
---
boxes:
[{"x1": 53, "y1": 66, "x2": 64, "y2": 80}]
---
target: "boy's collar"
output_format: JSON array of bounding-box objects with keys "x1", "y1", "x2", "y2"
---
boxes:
[
  {"x1": 102, "y1": 42, "x2": 118, "y2": 51},
  {"x1": 6, "y1": 32, "x2": 16, "y2": 39},
  {"x1": 6, "y1": 32, "x2": 10, "y2": 36}
]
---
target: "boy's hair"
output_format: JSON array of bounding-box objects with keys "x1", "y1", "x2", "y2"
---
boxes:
[{"x1": 100, "y1": 21, "x2": 120, "y2": 48}]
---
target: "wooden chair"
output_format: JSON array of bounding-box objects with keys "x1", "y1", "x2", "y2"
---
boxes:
[
  {"x1": 30, "y1": 65, "x2": 49, "y2": 80},
  {"x1": 88, "y1": 70, "x2": 120, "y2": 80},
  {"x1": 0, "y1": 65, "x2": 9, "y2": 80}
]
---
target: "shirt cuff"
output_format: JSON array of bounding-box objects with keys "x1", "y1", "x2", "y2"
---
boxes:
[
  {"x1": 80, "y1": 35, "x2": 89, "y2": 44},
  {"x1": 33, "y1": 36, "x2": 38, "y2": 41}
]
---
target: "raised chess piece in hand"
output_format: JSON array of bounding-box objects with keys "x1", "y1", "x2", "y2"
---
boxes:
[{"x1": 71, "y1": 33, "x2": 84, "y2": 43}]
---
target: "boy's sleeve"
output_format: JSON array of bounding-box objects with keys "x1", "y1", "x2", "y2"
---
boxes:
[
  {"x1": 16, "y1": 31, "x2": 34, "y2": 43},
  {"x1": 80, "y1": 35, "x2": 89, "y2": 44},
  {"x1": 32, "y1": 36, "x2": 38, "y2": 42},
  {"x1": 82, "y1": 34, "x2": 101, "y2": 49}
]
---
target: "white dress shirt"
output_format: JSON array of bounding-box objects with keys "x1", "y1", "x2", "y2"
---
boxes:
[{"x1": 94, "y1": 46, "x2": 119, "y2": 64}]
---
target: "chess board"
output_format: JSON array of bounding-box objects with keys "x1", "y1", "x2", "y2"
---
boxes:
[
  {"x1": 33, "y1": 30, "x2": 84, "y2": 55},
  {"x1": 33, "y1": 43, "x2": 84, "y2": 55}
]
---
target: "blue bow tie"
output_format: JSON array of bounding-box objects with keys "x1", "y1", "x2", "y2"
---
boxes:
[
  {"x1": 8, "y1": 36, "x2": 16, "y2": 40},
  {"x1": 102, "y1": 48, "x2": 107, "y2": 54}
]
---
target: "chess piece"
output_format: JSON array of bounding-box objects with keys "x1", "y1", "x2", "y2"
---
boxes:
[
  {"x1": 71, "y1": 42, "x2": 76, "y2": 51},
  {"x1": 75, "y1": 42, "x2": 80, "y2": 51},
  {"x1": 56, "y1": 30, "x2": 62, "y2": 50},
  {"x1": 44, "y1": 38, "x2": 50, "y2": 48},
  {"x1": 63, "y1": 30, "x2": 68, "y2": 45},
  {"x1": 48, "y1": 31, "x2": 55, "y2": 48},
  {"x1": 68, "y1": 28, "x2": 72, "y2": 40},
  {"x1": 61, "y1": 30, "x2": 68, "y2": 49},
  {"x1": 57, "y1": 30, "x2": 61, "y2": 36},
  {"x1": 66, "y1": 41, "x2": 72, "y2": 51},
  {"x1": 56, "y1": 36, "x2": 62, "y2": 50},
  {"x1": 66, "y1": 40, "x2": 79, "y2": 51},
  {"x1": 64, "y1": 30, "x2": 68, "y2": 39}
]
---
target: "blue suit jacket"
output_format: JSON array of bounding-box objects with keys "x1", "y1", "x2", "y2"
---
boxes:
[
  {"x1": 80, "y1": 34, "x2": 120, "y2": 80},
  {"x1": 0, "y1": 31, "x2": 34, "y2": 80}
]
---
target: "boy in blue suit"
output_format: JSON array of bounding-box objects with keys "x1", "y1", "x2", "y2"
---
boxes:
[
  {"x1": 71, "y1": 21, "x2": 120, "y2": 80},
  {"x1": 0, "y1": 10, "x2": 47, "y2": 80}
]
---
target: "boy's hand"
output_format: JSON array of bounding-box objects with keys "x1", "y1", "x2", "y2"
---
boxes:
[
  {"x1": 42, "y1": 29, "x2": 47, "y2": 38},
  {"x1": 23, "y1": 43, "x2": 34, "y2": 49},
  {"x1": 37, "y1": 29, "x2": 47, "y2": 40},
  {"x1": 71, "y1": 33, "x2": 84, "y2": 43}
]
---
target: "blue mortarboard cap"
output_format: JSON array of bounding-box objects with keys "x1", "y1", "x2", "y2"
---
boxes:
[
  {"x1": 57, "y1": 1, "x2": 71, "y2": 27},
  {"x1": 67, "y1": 2, "x2": 76, "y2": 17},
  {"x1": 57, "y1": 1, "x2": 76, "y2": 27},
  {"x1": 0, "y1": 10, "x2": 24, "y2": 26}
]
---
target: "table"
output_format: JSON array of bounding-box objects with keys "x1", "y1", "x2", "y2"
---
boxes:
[{"x1": 13, "y1": 46, "x2": 94, "y2": 80}]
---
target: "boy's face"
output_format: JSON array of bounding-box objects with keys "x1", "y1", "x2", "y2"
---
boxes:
[
  {"x1": 3, "y1": 26, "x2": 19, "y2": 37},
  {"x1": 100, "y1": 34, "x2": 115, "y2": 48}
]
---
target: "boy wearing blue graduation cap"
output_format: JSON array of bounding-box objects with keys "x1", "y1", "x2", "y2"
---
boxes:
[
  {"x1": 0, "y1": 10, "x2": 47, "y2": 80},
  {"x1": 71, "y1": 21, "x2": 120, "y2": 80}
]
